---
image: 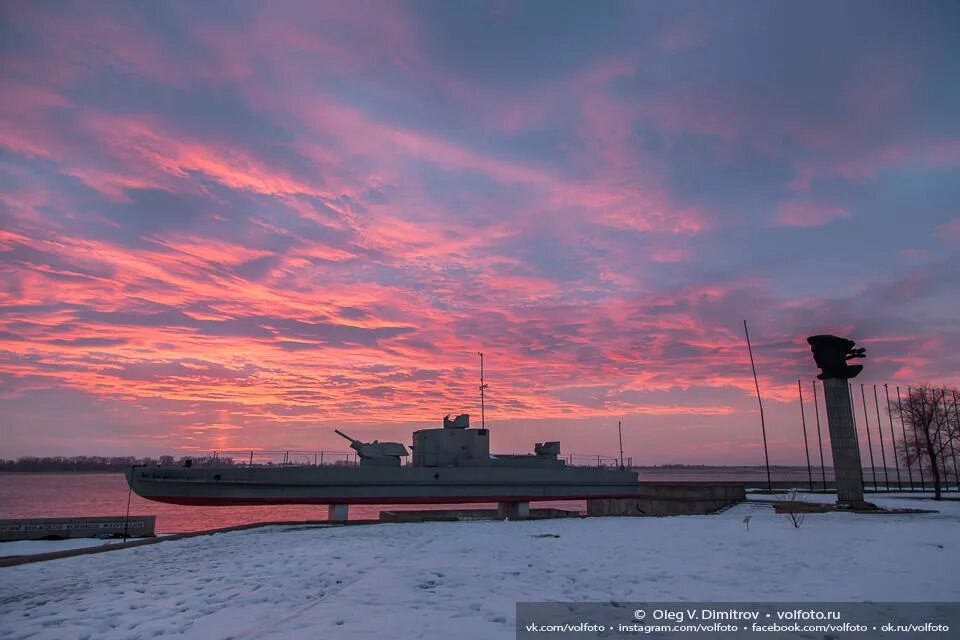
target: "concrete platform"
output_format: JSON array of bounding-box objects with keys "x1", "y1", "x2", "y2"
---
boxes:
[
  {"x1": 587, "y1": 482, "x2": 745, "y2": 516},
  {"x1": 379, "y1": 507, "x2": 581, "y2": 523}
]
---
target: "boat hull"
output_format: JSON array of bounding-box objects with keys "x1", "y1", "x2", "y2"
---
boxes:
[{"x1": 126, "y1": 464, "x2": 647, "y2": 506}]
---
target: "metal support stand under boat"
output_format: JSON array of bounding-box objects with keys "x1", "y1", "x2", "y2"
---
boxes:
[
  {"x1": 328, "y1": 504, "x2": 349, "y2": 522},
  {"x1": 497, "y1": 501, "x2": 529, "y2": 520}
]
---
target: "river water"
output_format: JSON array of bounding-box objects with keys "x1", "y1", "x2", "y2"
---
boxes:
[{"x1": 0, "y1": 468, "x2": 831, "y2": 533}]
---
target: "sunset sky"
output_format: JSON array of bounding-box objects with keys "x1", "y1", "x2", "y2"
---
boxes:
[{"x1": 2, "y1": 1, "x2": 958, "y2": 463}]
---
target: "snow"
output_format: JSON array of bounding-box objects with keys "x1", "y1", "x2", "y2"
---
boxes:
[
  {"x1": 0, "y1": 538, "x2": 124, "y2": 558},
  {"x1": 0, "y1": 535, "x2": 171, "y2": 559},
  {"x1": 1, "y1": 496, "x2": 958, "y2": 640}
]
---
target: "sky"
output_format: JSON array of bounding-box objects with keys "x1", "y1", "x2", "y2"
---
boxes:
[{"x1": 1, "y1": 0, "x2": 959, "y2": 464}]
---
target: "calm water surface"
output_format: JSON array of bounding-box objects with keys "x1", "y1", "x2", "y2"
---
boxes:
[{"x1": 0, "y1": 468, "x2": 829, "y2": 533}]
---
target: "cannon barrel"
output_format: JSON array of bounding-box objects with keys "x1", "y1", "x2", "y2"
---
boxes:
[{"x1": 334, "y1": 429, "x2": 359, "y2": 444}]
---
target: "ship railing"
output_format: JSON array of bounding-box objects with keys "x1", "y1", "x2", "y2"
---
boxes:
[
  {"x1": 565, "y1": 454, "x2": 633, "y2": 468},
  {"x1": 204, "y1": 450, "x2": 360, "y2": 467}
]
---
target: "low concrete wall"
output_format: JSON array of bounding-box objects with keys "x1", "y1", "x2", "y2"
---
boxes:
[
  {"x1": 379, "y1": 508, "x2": 580, "y2": 523},
  {"x1": 0, "y1": 516, "x2": 156, "y2": 541},
  {"x1": 587, "y1": 483, "x2": 745, "y2": 517}
]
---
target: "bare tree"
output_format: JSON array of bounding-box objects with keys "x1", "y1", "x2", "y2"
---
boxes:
[
  {"x1": 780, "y1": 489, "x2": 807, "y2": 528},
  {"x1": 891, "y1": 386, "x2": 960, "y2": 500}
]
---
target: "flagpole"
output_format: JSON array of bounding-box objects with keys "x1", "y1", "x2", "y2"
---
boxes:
[{"x1": 743, "y1": 320, "x2": 771, "y2": 491}]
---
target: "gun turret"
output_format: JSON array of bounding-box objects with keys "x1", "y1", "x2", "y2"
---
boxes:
[
  {"x1": 335, "y1": 429, "x2": 359, "y2": 446},
  {"x1": 535, "y1": 441, "x2": 561, "y2": 457},
  {"x1": 333, "y1": 429, "x2": 409, "y2": 466}
]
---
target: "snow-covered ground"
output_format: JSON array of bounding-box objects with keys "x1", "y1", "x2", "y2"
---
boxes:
[
  {"x1": 0, "y1": 538, "x2": 122, "y2": 558},
  {"x1": 2, "y1": 496, "x2": 958, "y2": 640}
]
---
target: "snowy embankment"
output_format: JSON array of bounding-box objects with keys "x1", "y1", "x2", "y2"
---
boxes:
[
  {"x1": 2, "y1": 496, "x2": 958, "y2": 640},
  {"x1": 0, "y1": 538, "x2": 124, "y2": 558},
  {"x1": 0, "y1": 535, "x2": 178, "y2": 559}
]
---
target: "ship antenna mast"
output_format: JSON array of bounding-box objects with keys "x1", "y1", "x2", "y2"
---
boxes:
[
  {"x1": 478, "y1": 352, "x2": 488, "y2": 430},
  {"x1": 618, "y1": 420, "x2": 624, "y2": 470}
]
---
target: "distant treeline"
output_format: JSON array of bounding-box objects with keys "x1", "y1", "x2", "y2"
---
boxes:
[{"x1": 0, "y1": 455, "x2": 236, "y2": 472}]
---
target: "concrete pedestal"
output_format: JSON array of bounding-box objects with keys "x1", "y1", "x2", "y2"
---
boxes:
[
  {"x1": 822, "y1": 378, "x2": 866, "y2": 506},
  {"x1": 497, "y1": 501, "x2": 530, "y2": 520},
  {"x1": 587, "y1": 483, "x2": 745, "y2": 516},
  {"x1": 327, "y1": 504, "x2": 349, "y2": 522}
]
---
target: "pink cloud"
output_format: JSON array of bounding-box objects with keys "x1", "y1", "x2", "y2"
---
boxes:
[
  {"x1": 654, "y1": 20, "x2": 705, "y2": 53},
  {"x1": 940, "y1": 218, "x2": 960, "y2": 238},
  {"x1": 3, "y1": 2, "x2": 194, "y2": 87},
  {"x1": 774, "y1": 201, "x2": 851, "y2": 228},
  {"x1": 789, "y1": 136, "x2": 960, "y2": 191}
]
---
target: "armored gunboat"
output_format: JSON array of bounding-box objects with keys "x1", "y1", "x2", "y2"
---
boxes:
[{"x1": 125, "y1": 414, "x2": 643, "y2": 511}]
